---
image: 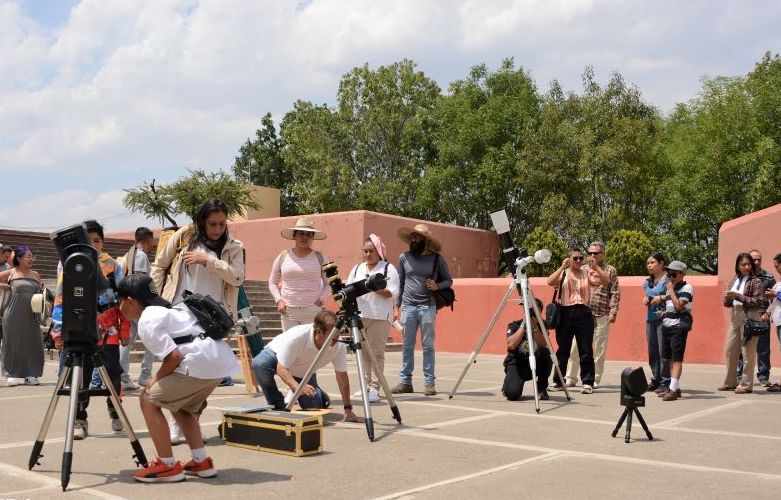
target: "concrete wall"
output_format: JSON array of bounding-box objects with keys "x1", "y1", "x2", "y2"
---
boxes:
[
  {"x1": 230, "y1": 185, "x2": 281, "y2": 221},
  {"x1": 227, "y1": 210, "x2": 499, "y2": 281},
  {"x1": 429, "y1": 275, "x2": 757, "y2": 365},
  {"x1": 717, "y1": 203, "x2": 781, "y2": 289}
]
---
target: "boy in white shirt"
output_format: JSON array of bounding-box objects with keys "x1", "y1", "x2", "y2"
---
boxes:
[{"x1": 117, "y1": 274, "x2": 238, "y2": 483}]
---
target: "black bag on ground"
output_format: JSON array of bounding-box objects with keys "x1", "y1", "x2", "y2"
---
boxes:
[{"x1": 182, "y1": 290, "x2": 234, "y2": 340}]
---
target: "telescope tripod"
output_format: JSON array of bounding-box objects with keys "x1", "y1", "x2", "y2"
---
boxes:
[
  {"x1": 28, "y1": 348, "x2": 147, "y2": 491},
  {"x1": 448, "y1": 260, "x2": 572, "y2": 411},
  {"x1": 286, "y1": 311, "x2": 402, "y2": 441}
]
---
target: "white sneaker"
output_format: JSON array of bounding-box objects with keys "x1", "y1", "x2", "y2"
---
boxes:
[
  {"x1": 284, "y1": 388, "x2": 295, "y2": 405},
  {"x1": 169, "y1": 419, "x2": 185, "y2": 445},
  {"x1": 368, "y1": 387, "x2": 380, "y2": 403},
  {"x1": 565, "y1": 379, "x2": 576, "y2": 388},
  {"x1": 352, "y1": 390, "x2": 363, "y2": 397},
  {"x1": 25, "y1": 377, "x2": 40, "y2": 385},
  {"x1": 111, "y1": 418, "x2": 124, "y2": 433},
  {"x1": 6, "y1": 377, "x2": 21, "y2": 386},
  {"x1": 74, "y1": 420, "x2": 88, "y2": 440}
]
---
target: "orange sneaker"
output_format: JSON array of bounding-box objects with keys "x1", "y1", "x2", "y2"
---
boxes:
[
  {"x1": 183, "y1": 456, "x2": 217, "y2": 478},
  {"x1": 133, "y1": 458, "x2": 185, "y2": 483}
]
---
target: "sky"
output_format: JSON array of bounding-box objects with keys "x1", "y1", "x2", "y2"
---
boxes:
[{"x1": 1, "y1": 0, "x2": 779, "y2": 233}]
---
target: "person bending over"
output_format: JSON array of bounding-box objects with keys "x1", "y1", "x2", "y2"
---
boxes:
[
  {"x1": 503, "y1": 299, "x2": 552, "y2": 401},
  {"x1": 251, "y1": 310, "x2": 360, "y2": 422},
  {"x1": 117, "y1": 274, "x2": 238, "y2": 483}
]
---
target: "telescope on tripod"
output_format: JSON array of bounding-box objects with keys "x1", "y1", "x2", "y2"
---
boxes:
[
  {"x1": 285, "y1": 262, "x2": 402, "y2": 442},
  {"x1": 448, "y1": 210, "x2": 572, "y2": 411},
  {"x1": 28, "y1": 223, "x2": 147, "y2": 491}
]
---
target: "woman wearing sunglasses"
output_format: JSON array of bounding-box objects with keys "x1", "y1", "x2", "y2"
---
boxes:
[
  {"x1": 546, "y1": 247, "x2": 610, "y2": 394},
  {"x1": 719, "y1": 252, "x2": 765, "y2": 394}
]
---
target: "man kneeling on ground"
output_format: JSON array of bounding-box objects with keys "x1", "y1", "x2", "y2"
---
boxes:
[
  {"x1": 503, "y1": 299, "x2": 552, "y2": 401},
  {"x1": 117, "y1": 274, "x2": 238, "y2": 483},
  {"x1": 251, "y1": 310, "x2": 360, "y2": 422}
]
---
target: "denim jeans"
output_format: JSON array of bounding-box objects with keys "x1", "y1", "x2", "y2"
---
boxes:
[
  {"x1": 646, "y1": 318, "x2": 670, "y2": 387},
  {"x1": 399, "y1": 305, "x2": 436, "y2": 386},
  {"x1": 251, "y1": 348, "x2": 324, "y2": 410}
]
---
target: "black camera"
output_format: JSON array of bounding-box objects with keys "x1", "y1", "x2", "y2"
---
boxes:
[{"x1": 323, "y1": 262, "x2": 387, "y2": 303}]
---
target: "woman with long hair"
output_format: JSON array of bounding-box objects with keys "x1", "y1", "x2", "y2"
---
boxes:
[
  {"x1": 719, "y1": 252, "x2": 764, "y2": 394},
  {"x1": 0, "y1": 246, "x2": 44, "y2": 386},
  {"x1": 642, "y1": 252, "x2": 670, "y2": 392},
  {"x1": 150, "y1": 198, "x2": 245, "y2": 443}
]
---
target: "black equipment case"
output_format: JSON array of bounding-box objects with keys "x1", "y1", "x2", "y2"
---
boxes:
[{"x1": 218, "y1": 410, "x2": 323, "y2": 457}]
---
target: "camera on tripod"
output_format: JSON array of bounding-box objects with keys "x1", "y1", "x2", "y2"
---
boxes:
[{"x1": 323, "y1": 262, "x2": 387, "y2": 304}]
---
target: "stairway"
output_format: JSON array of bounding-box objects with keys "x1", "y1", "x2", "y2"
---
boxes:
[{"x1": 0, "y1": 228, "x2": 134, "y2": 284}]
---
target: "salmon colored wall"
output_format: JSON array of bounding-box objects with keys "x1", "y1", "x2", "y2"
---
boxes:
[
  {"x1": 428, "y1": 275, "x2": 764, "y2": 366},
  {"x1": 718, "y1": 203, "x2": 781, "y2": 289}
]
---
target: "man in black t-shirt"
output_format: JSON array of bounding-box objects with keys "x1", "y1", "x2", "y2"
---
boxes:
[{"x1": 502, "y1": 300, "x2": 552, "y2": 401}]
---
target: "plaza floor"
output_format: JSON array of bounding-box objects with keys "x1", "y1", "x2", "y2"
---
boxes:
[{"x1": 2, "y1": 351, "x2": 780, "y2": 499}]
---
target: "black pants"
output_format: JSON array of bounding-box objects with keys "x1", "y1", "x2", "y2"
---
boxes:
[
  {"x1": 503, "y1": 348, "x2": 552, "y2": 400},
  {"x1": 553, "y1": 305, "x2": 595, "y2": 386},
  {"x1": 60, "y1": 345, "x2": 123, "y2": 421}
]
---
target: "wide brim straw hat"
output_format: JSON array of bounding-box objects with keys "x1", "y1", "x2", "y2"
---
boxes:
[
  {"x1": 397, "y1": 223, "x2": 441, "y2": 253},
  {"x1": 281, "y1": 217, "x2": 327, "y2": 240}
]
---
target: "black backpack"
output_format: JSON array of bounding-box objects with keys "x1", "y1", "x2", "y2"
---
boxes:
[{"x1": 182, "y1": 290, "x2": 234, "y2": 341}]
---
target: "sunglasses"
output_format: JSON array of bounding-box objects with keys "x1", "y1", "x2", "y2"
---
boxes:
[
  {"x1": 667, "y1": 271, "x2": 681, "y2": 278},
  {"x1": 571, "y1": 256, "x2": 584, "y2": 262},
  {"x1": 587, "y1": 251, "x2": 602, "y2": 256}
]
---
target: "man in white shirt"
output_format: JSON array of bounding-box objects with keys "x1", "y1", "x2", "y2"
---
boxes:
[
  {"x1": 251, "y1": 310, "x2": 359, "y2": 422},
  {"x1": 117, "y1": 274, "x2": 238, "y2": 483}
]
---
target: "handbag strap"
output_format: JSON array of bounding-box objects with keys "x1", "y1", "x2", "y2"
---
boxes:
[
  {"x1": 552, "y1": 270, "x2": 566, "y2": 305},
  {"x1": 430, "y1": 253, "x2": 440, "y2": 281}
]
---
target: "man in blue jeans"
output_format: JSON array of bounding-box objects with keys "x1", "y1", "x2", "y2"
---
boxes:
[
  {"x1": 251, "y1": 310, "x2": 359, "y2": 422},
  {"x1": 391, "y1": 224, "x2": 452, "y2": 396}
]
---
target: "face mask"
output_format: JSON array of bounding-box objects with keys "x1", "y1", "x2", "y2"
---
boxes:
[{"x1": 409, "y1": 240, "x2": 425, "y2": 255}]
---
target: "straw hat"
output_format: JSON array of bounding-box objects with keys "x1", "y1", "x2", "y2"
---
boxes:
[
  {"x1": 397, "y1": 223, "x2": 441, "y2": 252},
  {"x1": 281, "y1": 217, "x2": 327, "y2": 240}
]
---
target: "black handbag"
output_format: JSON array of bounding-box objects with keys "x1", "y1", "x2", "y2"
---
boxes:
[
  {"x1": 743, "y1": 319, "x2": 770, "y2": 344},
  {"x1": 544, "y1": 272, "x2": 566, "y2": 330},
  {"x1": 431, "y1": 254, "x2": 455, "y2": 311}
]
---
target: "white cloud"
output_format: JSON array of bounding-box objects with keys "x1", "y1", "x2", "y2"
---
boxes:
[{"x1": 1, "y1": 0, "x2": 779, "y2": 230}]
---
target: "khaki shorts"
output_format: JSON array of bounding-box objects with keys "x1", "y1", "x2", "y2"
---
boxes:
[{"x1": 144, "y1": 372, "x2": 221, "y2": 414}]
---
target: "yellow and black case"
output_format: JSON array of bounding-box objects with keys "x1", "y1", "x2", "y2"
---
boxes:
[{"x1": 218, "y1": 410, "x2": 323, "y2": 457}]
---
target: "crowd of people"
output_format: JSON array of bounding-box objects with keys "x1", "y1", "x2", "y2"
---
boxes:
[{"x1": 3, "y1": 206, "x2": 781, "y2": 484}]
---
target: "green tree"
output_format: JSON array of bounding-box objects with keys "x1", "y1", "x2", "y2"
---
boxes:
[
  {"x1": 421, "y1": 59, "x2": 541, "y2": 230},
  {"x1": 521, "y1": 226, "x2": 568, "y2": 277},
  {"x1": 659, "y1": 60, "x2": 781, "y2": 274},
  {"x1": 607, "y1": 229, "x2": 653, "y2": 275},
  {"x1": 232, "y1": 113, "x2": 298, "y2": 215},
  {"x1": 123, "y1": 169, "x2": 258, "y2": 225}
]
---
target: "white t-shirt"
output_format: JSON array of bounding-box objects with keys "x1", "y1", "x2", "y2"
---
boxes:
[
  {"x1": 173, "y1": 244, "x2": 223, "y2": 306},
  {"x1": 266, "y1": 324, "x2": 347, "y2": 378},
  {"x1": 730, "y1": 276, "x2": 747, "y2": 307},
  {"x1": 347, "y1": 260, "x2": 400, "y2": 321},
  {"x1": 138, "y1": 303, "x2": 238, "y2": 379}
]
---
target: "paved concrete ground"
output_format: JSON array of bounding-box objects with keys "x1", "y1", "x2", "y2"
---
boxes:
[{"x1": 2, "y1": 351, "x2": 781, "y2": 499}]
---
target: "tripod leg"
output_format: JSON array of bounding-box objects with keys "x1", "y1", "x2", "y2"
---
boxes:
[
  {"x1": 528, "y1": 290, "x2": 572, "y2": 402},
  {"x1": 62, "y1": 353, "x2": 83, "y2": 491},
  {"x1": 611, "y1": 408, "x2": 629, "y2": 438},
  {"x1": 95, "y1": 365, "x2": 148, "y2": 467},
  {"x1": 351, "y1": 327, "x2": 374, "y2": 442},
  {"x1": 363, "y1": 334, "x2": 402, "y2": 424},
  {"x1": 29, "y1": 358, "x2": 71, "y2": 470},
  {"x1": 519, "y1": 283, "x2": 541, "y2": 413},
  {"x1": 448, "y1": 280, "x2": 515, "y2": 399},
  {"x1": 624, "y1": 407, "x2": 634, "y2": 443},
  {"x1": 285, "y1": 326, "x2": 342, "y2": 411},
  {"x1": 633, "y1": 408, "x2": 654, "y2": 441}
]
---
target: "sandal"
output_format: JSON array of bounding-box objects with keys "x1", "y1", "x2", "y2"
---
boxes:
[{"x1": 767, "y1": 383, "x2": 781, "y2": 393}]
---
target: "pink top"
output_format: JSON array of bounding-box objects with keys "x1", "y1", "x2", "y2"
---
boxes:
[
  {"x1": 558, "y1": 266, "x2": 594, "y2": 306},
  {"x1": 268, "y1": 249, "x2": 330, "y2": 307}
]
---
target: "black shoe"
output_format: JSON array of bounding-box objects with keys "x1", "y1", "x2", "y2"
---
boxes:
[
  {"x1": 321, "y1": 391, "x2": 331, "y2": 409},
  {"x1": 647, "y1": 381, "x2": 660, "y2": 392},
  {"x1": 539, "y1": 390, "x2": 550, "y2": 401}
]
